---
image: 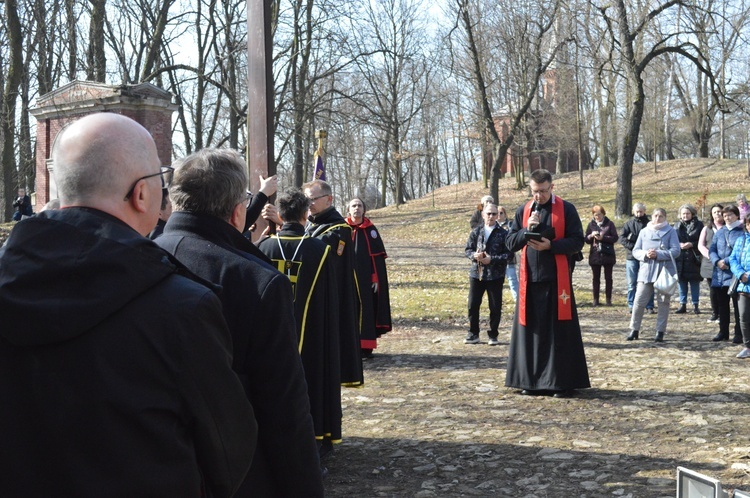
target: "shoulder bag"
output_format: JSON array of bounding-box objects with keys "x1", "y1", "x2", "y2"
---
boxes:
[{"x1": 654, "y1": 241, "x2": 679, "y2": 296}]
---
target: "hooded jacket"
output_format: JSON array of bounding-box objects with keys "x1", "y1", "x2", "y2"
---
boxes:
[{"x1": 0, "y1": 207, "x2": 256, "y2": 498}]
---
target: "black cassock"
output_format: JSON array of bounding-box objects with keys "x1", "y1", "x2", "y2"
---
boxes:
[
  {"x1": 258, "y1": 222, "x2": 342, "y2": 442},
  {"x1": 307, "y1": 207, "x2": 364, "y2": 387},
  {"x1": 346, "y1": 216, "x2": 392, "y2": 350},
  {"x1": 505, "y1": 196, "x2": 590, "y2": 392}
]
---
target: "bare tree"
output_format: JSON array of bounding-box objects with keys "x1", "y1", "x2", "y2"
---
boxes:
[
  {"x1": 454, "y1": 0, "x2": 568, "y2": 202},
  {"x1": 600, "y1": 0, "x2": 721, "y2": 217}
]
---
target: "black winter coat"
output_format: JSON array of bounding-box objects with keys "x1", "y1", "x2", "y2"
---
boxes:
[
  {"x1": 674, "y1": 218, "x2": 704, "y2": 282},
  {"x1": 619, "y1": 215, "x2": 650, "y2": 260},
  {"x1": 585, "y1": 217, "x2": 618, "y2": 266},
  {"x1": 158, "y1": 212, "x2": 324, "y2": 498},
  {"x1": 465, "y1": 223, "x2": 511, "y2": 280},
  {"x1": 0, "y1": 208, "x2": 256, "y2": 498}
]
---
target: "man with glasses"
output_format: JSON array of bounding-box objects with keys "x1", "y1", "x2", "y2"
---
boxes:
[
  {"x1": 157, "y1": 149, "x2": 324, "y2": 497},
  {"x1": 302, "y1": 179, "x2": 363, "y2": 457},
  {"x1": 505, "y1": 169, "x2": 590, "y2": 398},
  {"x1": 0, "y1": 113, "x2": 256, "y2": 497},
  {"x1": 464, "y1": 203, "x2": 513, "y2": 345}
]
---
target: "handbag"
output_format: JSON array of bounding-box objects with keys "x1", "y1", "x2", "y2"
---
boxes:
[
  {"x1": 728, "y1": 275, "x2": 740, "y2": 296},
  {"x1": 653, "y1": 247, "x2": 679, "y2": 296}
]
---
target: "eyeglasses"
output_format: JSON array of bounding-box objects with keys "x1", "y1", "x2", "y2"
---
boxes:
[
  {"x1": 531, "y1": 187, "x2": 551, "y2": 195},
  {"x1": 306, "y1": 194, "x2": 328, "y2": 202},
  {"x1": 124, "y1": 166, "x2": 174, "y2": 201},
  {"x1": 486, "y1": 212, "x2": 499, "y2": 216}
]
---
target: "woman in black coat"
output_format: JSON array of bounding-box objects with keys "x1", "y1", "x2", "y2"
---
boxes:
[
  {"x1": 674, "y1": 204, "x2": 704, "y2": 314},
  {"x1": 585, "y1": 205, "x2": 618, "y2": 306}
]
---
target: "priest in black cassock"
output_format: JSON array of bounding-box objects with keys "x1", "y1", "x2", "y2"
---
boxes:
[
  {"x1": 257, "y1": 188, "x2": 342, "y2": 457},
  {"x1": 346, "y1": 197, "x2": 392, "y2": 358},
  {"x1": 505, "y1": 169, "x2": 590, "y2": 398},
  {"x1": 303, "y1": 180, "x2": 364, "y2": 389}
]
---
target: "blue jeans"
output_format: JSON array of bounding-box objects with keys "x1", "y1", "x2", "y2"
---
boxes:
[
  {"x1": 678, "y1": 280, "x2": 701, "y2": 305},
  {"x1": 626, "y1": 259, "x2": 654, "y2": 309},
  {"x1": 505, "y1": 264, "x2": 518, "y2": 301}
]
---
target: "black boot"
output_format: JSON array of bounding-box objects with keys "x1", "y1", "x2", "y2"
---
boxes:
[
  {"x1": 693, "y1": 304, "x2": 701, "y2": 315},
  {"x1": 626, "y1": 330, "x2": 639, "y2": 341},
  {"x1": 675, "y1": 304, "x2": 687, "y2": 314},
  {"x1": 712, "y1": 333, "x2": 729, "y2": 342},
  {"x1": 654, "y1": 331, "x2": 665, "y2": 342}
]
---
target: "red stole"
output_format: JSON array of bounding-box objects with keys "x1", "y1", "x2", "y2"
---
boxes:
[{"x1": 518, "y1": 196, "x2": 573, "y2": 326}]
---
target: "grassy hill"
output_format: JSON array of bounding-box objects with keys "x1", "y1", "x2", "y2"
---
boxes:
[{"x1": 368, "y1": 158, "x2": 750, "y2": 324}]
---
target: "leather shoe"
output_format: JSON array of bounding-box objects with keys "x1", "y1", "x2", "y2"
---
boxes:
[
  {"x1": 654, "y1": 331, "x2": 664, "y2": 342},
  {"x1": 733, "y1": 335, "x2": 744, "y2": 344},
  {"x1": 713, "y1": 333, "x2": 728, "y2": 342},
  {"x1": 553, "y1": 390, "x2": 574, "y2": 398},
  {"x1": 520, "y1": 389, "x2": 533, "y2": 395},
  {"x1": 626, "y1": 330, "x2": 639, "y2": 341}
]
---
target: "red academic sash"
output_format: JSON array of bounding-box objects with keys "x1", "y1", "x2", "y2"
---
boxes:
[{"x1": 519, "y1": 196, "x2": 573, "y2": 326}]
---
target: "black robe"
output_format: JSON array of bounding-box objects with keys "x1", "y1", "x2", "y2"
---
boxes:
[
  {"x1": 157, "y1": 212, "x2": 324, "y2": 497},
  {"x1": 307, "y1": 206, "x2": 364, "y2": 386},
  {"x1": 346, "y1": 216, "x2": 392, "y2": 349},
  {"x1": 258, "y1": 223, "x2": 342, "y2": 443},
  {"x1": 505, "y1": 195, "x2": 590, "y2": 391}
]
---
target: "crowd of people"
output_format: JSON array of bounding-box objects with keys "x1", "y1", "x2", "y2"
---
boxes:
[
  {"x1": 0, "y1": 113, "x2": 392, "y2": 496},
  {"x1": 465, "y1": 182, "x2": 750, "y2": 371},
  {"x1": 5, "y1": 113, "x2": 750, "y2": 493}
]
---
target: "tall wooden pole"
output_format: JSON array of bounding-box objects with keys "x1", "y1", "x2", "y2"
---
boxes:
[{"x1": 247, "y1": 0, "x2": 275, "y2": 240}]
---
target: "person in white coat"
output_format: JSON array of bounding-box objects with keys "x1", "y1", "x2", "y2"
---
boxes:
[{"x1": 627, "y1": 208, "x2": 681, "y2": 342}]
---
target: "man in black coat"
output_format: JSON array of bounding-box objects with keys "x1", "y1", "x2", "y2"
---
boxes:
[
  {"x1": 505, "y1": 169, "x2": 590, "y2": 398},
  {"x1": 303, "y1": 180, "x2": 364, "y2": 388},
  {"x1": 0, "y1": 113, "x2": 256, "y2": 497},
  {"x1": 157, "y1": 148, "x2": 324, "y2": 498},
  {"x1": 619, "y1": 202, "x2": 654, "y2": 313},
  {"x1": 258, "y1": 189, "x2": 342, "y2": 454},
  {"x1": 11, "y1": 187, "x2": 33, "y2": 220}
]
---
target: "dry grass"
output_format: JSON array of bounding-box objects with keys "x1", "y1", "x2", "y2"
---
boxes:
[{"x1": 370, "y1": 158, "x2": 749, "y2": 324}]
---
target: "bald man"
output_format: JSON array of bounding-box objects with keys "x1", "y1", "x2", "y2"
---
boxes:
[{"x1": 0, "y1": 113, "x2": 256, "y2": 497}]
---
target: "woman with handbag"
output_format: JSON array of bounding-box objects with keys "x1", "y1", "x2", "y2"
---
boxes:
[
  {"x1": 627, "y1": 208, "x2": 681, "y2": 342},
  {"x1": 674, "y1": 204, "x2": 705, "y2": 314},
  {"x1": 585, "y1": 205, "x2": 618, "y2": 306},
  {"x1": 708, "y1": 205, "x2": 744, "y2": 342},
  {"x1": 728, "y1": 213, "x2": 750, "y2": 359}
]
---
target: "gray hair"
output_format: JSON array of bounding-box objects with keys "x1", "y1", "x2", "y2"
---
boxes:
[
  {"x1": 170, "y1": 148, "x2": 247, "y2": 221},
  {"x1": 302, "y1": 179, "x2": 332, "y2": 196},
  {"x1": 632, "y1": 203, "x2": 646, "y2": 214},
  {"x1": 678, "y1": 204, "x2": 697, "y2": 217},
  {"x1": 480, "y1": 195, "x2": 494, "y2": 205}
]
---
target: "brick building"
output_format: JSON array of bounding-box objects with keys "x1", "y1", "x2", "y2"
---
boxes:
[{"x1": 30, "y1": 80, "x2": 176, "y2": 212}]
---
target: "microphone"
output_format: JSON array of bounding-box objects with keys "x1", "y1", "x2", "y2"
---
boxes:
[{"x1": 528, "y1": 202, "x2": 539, "y2": 230}]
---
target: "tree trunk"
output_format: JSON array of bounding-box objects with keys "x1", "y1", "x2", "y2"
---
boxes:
[{"x1": 2, "y1": 0, "x2": 24, "y2": 221}]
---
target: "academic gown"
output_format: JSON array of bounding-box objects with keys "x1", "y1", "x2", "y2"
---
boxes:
[
  {"x1": 307, "y1": 206, "x2": 364, "y2": 387},
  {"x1": 346, "y1": 216, "x2": 392, "y2": 350},
  {"x1": 258, "y1": 223, "x2": 343, "y2": 443},
  {"x1": 504, "y1": 195, "x2": 591, "y2": 391}
]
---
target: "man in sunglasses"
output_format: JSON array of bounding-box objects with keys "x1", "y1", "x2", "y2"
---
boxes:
[{"x1": 0, "y1": 113, "x2": 256, "y2": 497}]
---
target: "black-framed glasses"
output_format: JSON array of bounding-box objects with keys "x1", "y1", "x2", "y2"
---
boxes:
[
  {"x1": 306, "y1": 194, "x2": 328, "y2": 202},
  {"x1": 124, "y1": 166, "x2": 174, "y2": 201}
]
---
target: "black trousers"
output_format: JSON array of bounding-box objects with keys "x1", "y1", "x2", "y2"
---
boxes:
[
  {"x1": 716, "y1": 287, "x2": 741, "y2": 338},
  {"x1": 468, "y1": 277, "x2": 504, "y2": 338}
]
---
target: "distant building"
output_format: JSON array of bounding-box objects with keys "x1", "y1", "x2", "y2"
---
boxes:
[
  {"x1": 30, "y1": 80, "x2": 176, "y2": 212},
  {"x1": 483, "y1": 68, "x2": 590, "y2": 178}
]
